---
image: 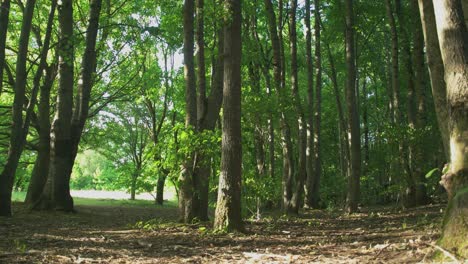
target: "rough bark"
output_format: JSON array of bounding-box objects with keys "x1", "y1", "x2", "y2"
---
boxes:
[
  {"x1": 417, "y1": 0, "x2": 450, "y2": 159},
  {"x1": 0, "y1": 0, "x2": 10, "y2": 95},
  {"x1": 179, "y1": 0, "x2": 197, "y2": 223},
  {"x1": 213, "y1": 0, "x2": 242, "y2": 232},
  {"x1": 344, "y1": 0, "x2": 361, "y2": 214},
  {"x1": 433, "y1": 0, "x2": 468, "y2": 257},
  {"x1": 0, "y1": 0, "x2": 36, "y2": 216}
]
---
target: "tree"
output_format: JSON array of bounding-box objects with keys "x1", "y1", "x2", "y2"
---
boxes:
[
  {"x1": 214, "y1": 0, "x2": 242, "y2": 232},
  {"x1": 0, "y1": 0, "x2": 10, "y2": 96},
  {"x1": 432, "y1": 0, "x2": 468, "y2": 257},
  {"x1": 179, "y1": 0, "x2": 197, "y2": 223},
  {"x1": 0, "y1": 0, "x2": 36, "y2": 216},
  {"x1": 344, "y1": 0, "x2": 361, "y2": 213}
]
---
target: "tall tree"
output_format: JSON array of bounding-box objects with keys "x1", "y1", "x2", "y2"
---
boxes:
[
  {"x1": 432, "y1": 0, "x2": 468, "y2": 257},
  {"x1": 288, "y1": 0, "x2": 306, "y2": 213},
  {"x1": 304, "y1": 0, "x2": 315, "y2": 208},
  {"x1": 179, "y1": 0, "x2": 197, "y2": 223},
  {"x1": 344, "y1": 0, "x2": 361, "y2": 213},
  {"x1": 214, "y1": 0, "x2": 242, "y2": 232},
  {"x1": 310, "y1": 0, "x2": 322, "y2": 209},
  {"x1": 417, "y1": 0, "x2": 450, "y2": 159},
  {"x1": 0, "y1": 0, "x2": 10, "y2": 95},
  {"x1": 0, "y1": 0, "x2": 36, "y2": 216}
]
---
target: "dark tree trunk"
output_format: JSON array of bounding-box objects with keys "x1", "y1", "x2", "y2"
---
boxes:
[
  {"x1": 213, "y1": 0, "x2": 242, "y2": 232},
  {"x1": 156, "y1": 173, "x2": 167, "y2": 205},
  {"x1": 310, "y1": 0, "x2": 322, "y2": 209},
  {"x1": 0, "y1": 0, "x2": 36, "y2": 216},
  {"x1": 432, "y1": 0, "x2": 468, "y2": 257},
  {"x1": 0, "y1": 0, "x2": 10, "y2": 96},
  {"x1": 25, "y1": 64, "x2": 56, "y2": 206},
  {"x1": 344, "y1": 0, "x2": 361, "y2": 214},
  {"x1": 179, "y1": 0, "x2": 197, "y2": 223}
]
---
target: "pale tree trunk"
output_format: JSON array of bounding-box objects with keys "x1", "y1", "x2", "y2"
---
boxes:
[
  {"x1": 432, "y1": 0, "x2": 468, "y2": 257},
  {"x1": 344, "y1": 0, "x2": 361, "y2": 214},
  {"x1": 417, "y1": 0, "x2": 450, "y2": 159},
  {"x1": 0, "y1": 0, "x2": 36, "y2": 216},
  {"x1": 179, "y1": 0, "x2": 197, "y2": 223},
  {"x1": 214, "y1": 0, "x2": 242, "y2": 232},
  {"x1": 0, "y1": 0, "x2": 10, "y2": 96},
  {"x1": 304, "y1": 0, "x2": 314, "y2": 208}
]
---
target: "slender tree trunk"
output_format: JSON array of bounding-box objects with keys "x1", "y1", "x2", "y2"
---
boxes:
[
  {"x1": 213, "y1": 0, "x2": 242, "y2": 232},
  {"x1": 263, "y1": 0, "x2": 295, "y2": 215},
  {"x1": 310, "y1": 0, "x2": 322, "y2": 209},
  {"x1": 179, "y1": 0, "x2": 197, "y2": 223},
  {"x1": 0, "y1": 0, "x2": 36, "y2": 216},
  {"x1": 304, "y1": 0, "x2": 315, "y2": 208},
  {"x1": 25, "y1": 64, "x2": 56, "y2": 206},
  {"x1": 417, "y1": 0, "x2": 450, "y2": 159},
  {"x1": 432, "y1": 0, "x2": 468, "y2": 257},
  {"x1": 344, "y1": 0, "x2": 361, "y2": 214},
  {"x1": 0, "y1": 0, "x2": 10, "y2": 96}
]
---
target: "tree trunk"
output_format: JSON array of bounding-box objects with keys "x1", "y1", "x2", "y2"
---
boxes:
[
  {"x1": 48, "y1": 0, "x2": 75, "y2": 211},
  {"x1": 433, "y1": 0, "x2": 468, "y2": 257},
  {"x1": 0, "y1": 0, "x2": 10, "y2": 96},
  {"x1": 179, "y1": 0, "x2": 197, "y2": 223},
  {"x1": 310, "y1": 0, "x2": 322, "y2": 209},
  {"x1": 344, "y1": 0, "x2": 361, "y2": 214},
  {"x1": 0, "y1": 0, "x2": 36, "y2": 216},
  {"x1": 417, "y1": 0, "x2": 450, "y2": 159},
  {"x1": 25, "y1": 64, "x2": 56, "y2": 206},
  {"x1": 213, "y1": 0, "x2": 242, "y2": 232},
  {"x1": 304, "y1": 0, "x2": 314, "y2": 208},
  {"x1": 156, "y1": 173, "x2": 167, "y2": 205}
]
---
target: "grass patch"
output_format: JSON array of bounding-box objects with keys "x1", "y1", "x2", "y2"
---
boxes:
[{"x1": 12, "y1": 191, "x2": 177, "y2": 208}]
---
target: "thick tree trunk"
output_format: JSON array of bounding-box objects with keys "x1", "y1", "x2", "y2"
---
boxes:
[
  {"x1": 47, "y1": 0, "x2": 75, "y2": 211},
  {"x1": 417, "y1": 0, "x2": 450, "y2": 159},
  {"x1": 344, "y1": 0, "x2": 361, "y2": 214},
  {"x1": 433, "y1": 0, "x2": 468, "y2": 257},
  {"x1": 179, "y1": 0, "x2": 197, "y2": 223},
  {"x1": 0, "y1": 0, "x2": 10, "y2": 96},
  {"x1": 213, "y1": 0, "x2": 242, "y2": 232},
  {"x1": 0, "y1": 0, "x2": 36, "y2": 216},
  {"x1": 156, "y1": 174, "x2": 167, "y2": 205}
]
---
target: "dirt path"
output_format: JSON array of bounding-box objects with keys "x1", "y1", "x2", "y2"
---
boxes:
[{"x1": 0, "y1": 203, "x2": 447, "y2": 263}]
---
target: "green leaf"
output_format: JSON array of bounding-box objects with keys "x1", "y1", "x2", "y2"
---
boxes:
[{"x1": 425, "y1": 168, "x2": 440, "y2": 179}]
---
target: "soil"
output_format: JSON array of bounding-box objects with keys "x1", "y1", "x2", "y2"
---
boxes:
[{"x1": 0, "y1": 203, "x2": 450, "y2": 263}]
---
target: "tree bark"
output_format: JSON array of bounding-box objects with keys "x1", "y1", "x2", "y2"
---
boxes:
[
  {"x1": 179, "y1": 0, "x2": 197, "y2": 223},
  {"x1": 344, "y1": 0, "x2": 361, "y2": 214},
  {"x1": 304, "y1": 0, "x2": 314, "y2": 208},
  {"x1": 0, "y1": 0, "x2": 10, "y2": 96},
  {"x1": 432, "y1": 0, "x2": 468, "y2": 258},
  {"x1": 214, "y1": 0, "x2": 242, "y2": 232},
  {"x1": 0, "y1": 0, "x2": 36, "y2": 216},
  {"x1": 417, "y1": 0, "x2": 450, "y2": 159}
]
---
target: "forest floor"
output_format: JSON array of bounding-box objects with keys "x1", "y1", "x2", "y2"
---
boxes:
[{"x1": 0, "y1": 201, "x2": 454, "y2": 263}]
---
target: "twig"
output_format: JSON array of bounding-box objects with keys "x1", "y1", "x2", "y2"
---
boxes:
[
  {"x1": 423, "y1": 242, "x2": 459, "y2": 263},
  {"x1": 374, "y1": 244, "x2": 392, "y2": 259}
]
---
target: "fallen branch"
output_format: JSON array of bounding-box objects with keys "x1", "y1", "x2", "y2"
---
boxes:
[{"x1": 424, "y1": 242, "x2": 459, "y2": 263}]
